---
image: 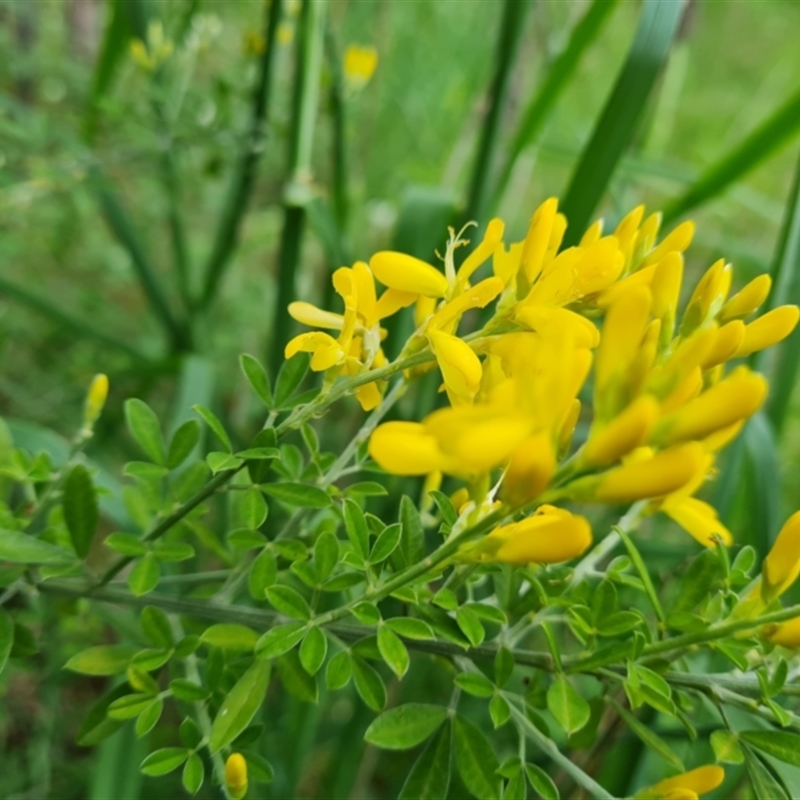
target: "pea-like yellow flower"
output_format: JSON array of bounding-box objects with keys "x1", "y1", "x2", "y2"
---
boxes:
[
  {"x1": 458, "y1": 506, "x2": 591, "y2": 565},
  {"x1": 733, "y1": 305, "x2": 799, "y2": 357},
  {"x1": 761, "y1": 510, "x2": 800, "y2": 602},
  {"x1": 582, "y1": 395, "x2": 660, "y2": 468},
  {"x1": 570, "y1": 443, "x2": 706, "y2": 504},
  {"x1": 719, "y1": 274, "x2": 771, "y2": 322},
  {"x1": 635, "y1": 765, "x2": 725, "y2": 800},
  {"x1": 225, "y1": 753, "x2": 248, "y2": 800}
]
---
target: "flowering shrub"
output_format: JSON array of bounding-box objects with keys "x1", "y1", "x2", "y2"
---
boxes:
[{"x1": 2, "y1": 199, "x2": 800, "y2": 799}]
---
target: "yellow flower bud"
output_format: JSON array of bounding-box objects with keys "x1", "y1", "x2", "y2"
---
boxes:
[
  {"x1": 520, "y1": 197, "x2": 559, "y2": 284},
  {"x1": 762, "y1": 510, "x2": 800, "y2": 601},
  {"x1": 501, "y1": 433, "x2": 555, "y2": 506},
  {"x1": 661, "y1": 496, "x2": 732, "y2": 547},
  {"x1": 288, "y1": 301, "x2": 344, "y2": 329},
  {"x1": 225, "y1": 753, "x2": 248, "y2": 800},
  {"x1": 579, "y1": 218, "x2": 604, "y2": 247},
  {"x1": 681, "y1": 259, "x2": 731, "y2": 335},
  {"x1": 766, "y1": 615, "x2": 800, "y2": 648},
  {"x1": 456, "y1": 218, "x2": 505, "y2": 285},
  {"x1": 83, "y1": 374, "x2": 109, "y2": 429},
  {"x1": 719, "y1": 274, "x2": 771, "y2": 322},
  {"x1": 580, "y1": 443, "x2": 705, "y2": 504},
  {"x1": 733, "y1": 305, "x2": 800, "y2": 357},
  {"x1": 637, "y1": 765, "x2": 724, "y2": 800},
  {"x1": 655, "y1": 367, "x2": 766, "y2": 445},
  {"x1": 370, "y1": 252, "x2": 448, "y2": 297},
  {"x1": 463, "y1": 507, "x2": 592, "y2": 566},
  {"x1": 613, "y1": 204, "x2": 645, "y2": 267},
  {"x1": 583, "y1": 395, "x2": 659, "y2": 467}
]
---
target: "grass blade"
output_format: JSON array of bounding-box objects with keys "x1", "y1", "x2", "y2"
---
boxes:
[
  {"x1": 0, "y1": 274, "x2": 151, "y2": 362},
  {"x1": 493, "y1": 0, "x2": 619, "y2": 208},
  {"x1": 200, "y1": 0, "x2": 284, "y2": 309},
  {"x1": 764, "y1": 148, "x2": 800, "y2": 433},
  {"x1": 663, "y1": 89, "x2": 800, "y2": 225},
  {"x1": 464, "y1": 0, "x2": 532, "y2": 225},
  {"x1": 560, "y1": 0, "x2": 684, "y2": 245}
]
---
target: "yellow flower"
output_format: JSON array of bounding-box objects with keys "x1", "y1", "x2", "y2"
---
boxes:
[
  {"x1": 733, "y1": 305, "x2": 799, "y2": 357},
  {"x1": 761, "y1": 510, "x2": 800, "y2": 602},
  {"x1": 582, "y1": 395, "x2": 660, "y2": 468},
  {"x1": 285, "y1": 262, "x2": 414, "y2": 410},
  {"x1": 343, "y1": 44, "x2": 378, "y2": 89},
  {"x1": 428, "y1": 330, "x2": 482, "y2": 406},
  {"x1": 719, "y1": 274, "x2": 771, "y2": 322},
  {"x1": 225, "y1": 753, "x2": 248, "y2": 800},
  {"x1": 459, "y1": 506, "x2": 591, "y2": 565},
  {"x1": 636, "y1": 765, "x2": 724, "y2": 800},
  {"x1": 570, "y1": 443, "x2": 706, "y2": 504}
]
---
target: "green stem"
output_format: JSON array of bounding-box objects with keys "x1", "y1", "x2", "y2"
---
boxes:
[
  {"x1": 0, "y1": 274, "x2": 152, "y2": 362},
  {"x1": 199, "y1": 0, "x2": 284, "y2": 310},
  {"x1": 463, "y1": 0, "x2": 531, "y2": 226},
  {"x1": 326, "y1": 25, "x2": 348, "y2": 231}
]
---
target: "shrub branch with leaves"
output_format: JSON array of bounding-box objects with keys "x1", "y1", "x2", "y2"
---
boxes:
[{"x1": 3, "y1": 199, "x2": 800, "y2": 799}]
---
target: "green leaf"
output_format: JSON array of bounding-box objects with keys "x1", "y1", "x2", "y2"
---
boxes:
[
  {"x1": 135, "y1": 697, "x2": 163, "y2": 737},
  {"x1": 560, "y1": 0, "x2": 685, "y2": 244},
  {"x1": 153, "y1": 542, "x2": 195, "y2": 562},
  {"x1": 547, "y1": 677, "x2": 591, "y2": 735},
  {"x1": 608, "y1": 698, "x2": 683, "y2": 771},
  {"x1": 370, "y1": 523, "x2": 402, "y2": 564},
  {"x1": 711, "y1": 730, "x2": 744, "y2": 765},
  {"x1": 231, "y1": 487, "x2": 268, "y2": 530},
  {"x1": 192, "y1": 404, "x2": 232, "y2": 453},
  {"x1": 65, "y1": 644, "x2": 137, "y2": 675},
  {"x1": 314, "y1": 531, "x2": 339, "y2": 582},
  {"x1": 495, "y1": 646, "x2": 514, "y2": 689},
  {"x1": 0, "y1": 528, "x2": 72, "y2": 564},
  {"x1": 525, "y1": 764, "x2": 559, "y2": 800},
  {"x1": 455, "y1": 672, "x2": 495, "y2": 698},
  {"x1": 262, "y1": 482, "x2": 330, "y2": 508},
  {"x1": 249, "y1": 548, "x2": 278, "y2": 599},
  {"x1": 454, "y1": 715, "x2": 501, "y2": 800},
  {"x1": 128, "y1": 553, "x2": 160, "y2": 596},
  {"x1": 352, "y1": 655, "x2": 386, "y2": 711},
  {"x1": 299, "y1": 626, "x2": 328, "y2": 675},
  {"x1": 182, "y1": 752, "x2": 205, "y2": 795},
  {"x1": 201, "y1": 624, "x2": 259, "y2": 653},
  {"x1": 167, "y1": 420, "x2": 201, "y2": 469},
  {"x1": 105, "y1": 532, "x2": 147, "y2": 557},
  {"x1": 265, "y1": 585, "x2": 311, "y2": 621},
  {"x1": 276, "y1": 649, "x2": 319, "y2": 703},
  {"x1": 385, "y1": 618, "x2": 435, "y2": 641},
  {"x1": 429, "y1": 490, "x2": 457, "y2": 527},
  {"x1": 398, "y1": 495, "x2": 425, "y2": 568},
  {"x1": 256, "y1": 622, "x2": 307, "y2": 659},
  {"x1": 741, "y1": 731, "x2": 800, "y2": 767},
  {"x1": 274, "y1": 353, "x2": 309, "y2": 408},
  {"x1": 140, "y1": 747, "x2": 190, "y2": 777},
  {"x1": 489, "y1": 694, "x2": 511, "y2": 729},
  {"x1": 240, "y1": 353, "x2": 274, "y2": 408},
  {"x1": 108, "y1": 693, "x2": 155, "y2": 720},
  {"x1": 125, "y1": 399, "x2": 166, "y2": 465},
  {"x1": 170, "y1": 679, "x2": 209, "y2": 702},
  {"x1": 344, "y1": 498, "x2": 370, "y2": 559},
  {"x1": 62, "y1": 463, "x2": 98, "y2": 559},
  {"x1": 399, "y1": 718, "x2": 452, "y2": 800},
  {"x1": 76, "y1": 684, "x2": 128, "y2": 746},
  {"x1": 326, "y1": 650, "x2": 353, "y2": 690},
  {"x1": 140, "y1": 606, "x2": 173, "y2": 649},
  {"x1": 0, "y1": 610, "x2": 14, "y2": 676},
  {"x1": 743, "y1": 745, "x2": 790, "y2": 800},
  {"x1": 345, "y1": 481, "x2": 389, "y2": 497},
  {"x1": 209, "y1": 660, "x2": 271, "y2": 753},
  {"x1": 378, "y1": 626, "x2": 410, "y2": 678},
  {"x1": 207, "y1": 452, "x2": 243, "y2": 473},
  {"x1": 365, "y1": 704, "x2": 448, "y2": 750},
  {"x1": 456, "y1": 607, "x2": 485, "y2": 647},
  {"x1": 179, "y1": 717, "x2": 203, "y2": 749}
]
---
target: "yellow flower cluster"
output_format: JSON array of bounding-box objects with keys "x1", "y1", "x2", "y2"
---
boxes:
[{"x1": 287, "y1": 199, "x2": 798, "y2": 566}]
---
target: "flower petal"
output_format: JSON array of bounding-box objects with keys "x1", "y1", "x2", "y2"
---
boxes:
[{"x1": 369, "y1": 251, "x2": 449, "y2": 297}]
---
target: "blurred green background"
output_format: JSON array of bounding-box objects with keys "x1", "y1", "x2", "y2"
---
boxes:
[{"x1": 3, "y1": 0, "x2": 800, "y2": 797}]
